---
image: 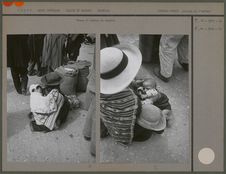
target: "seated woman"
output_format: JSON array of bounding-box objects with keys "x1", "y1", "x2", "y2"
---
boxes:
[
  {"x1": 131, "y1": 78, "x2": 174, "y2": 127},
  {"x1": 28, "y1": 72, "x2": 70, "y2": 132},
  {"x1": 100, "y1": 44, "x2": 167, "y2": 145}
]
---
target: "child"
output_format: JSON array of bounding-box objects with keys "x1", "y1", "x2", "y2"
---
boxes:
[
  {"x1": 29, "y1": 84, "x2": 58, "y2": 115},
  {"x1": 135, "y1": 79, "x2": 174, "y2": 127},
  {"x1": 29, "y1": 84, "x2": 63, "y2": 131}
]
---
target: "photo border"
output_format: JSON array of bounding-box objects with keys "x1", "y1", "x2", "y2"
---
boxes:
[{"x1": 0, "y1": 0, "x2": 224, "y2": 173}]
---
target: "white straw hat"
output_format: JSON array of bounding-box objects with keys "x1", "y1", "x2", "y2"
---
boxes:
[{"x1": 100, "y1": 44, "x2": 142, "y2": 94}]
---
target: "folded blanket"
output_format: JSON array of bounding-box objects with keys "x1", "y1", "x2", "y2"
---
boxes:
[
  {"x1": 30, "y1": 89, "x2": 59, "y2": 114},
  {"x1": 30, "y1": 88, "x2": 65, "y2": 130}
]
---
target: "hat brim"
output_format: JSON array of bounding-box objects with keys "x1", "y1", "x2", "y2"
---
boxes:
[
  {"x1": 137, "y1": 115, "x2": 166, "y2": 131},
  {"x1": 40, "y1": 75, "x2": 64, "y2": 86},
  {"x1": 137, "y1": 105, "x2": 166, "y2": 131},
  {"x1": 100, "y1": 44, "x2": 142, "y2": 94}
]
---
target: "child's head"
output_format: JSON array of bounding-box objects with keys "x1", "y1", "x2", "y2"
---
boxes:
[
  {"x1": 143, "y1": 79, "x2": 157, "y2": 90},
  {"x1": 29, "y1": 84, "x2": 43, "y2": 94}
]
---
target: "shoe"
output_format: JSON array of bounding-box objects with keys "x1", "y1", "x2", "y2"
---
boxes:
[
  {"x1": 91, "y1": 151, "x2": 96, "y2": 157},
  {"x1": 84, "y1": 136, "x2": 91, "y2": 141},
  {"x1": 16, "y1": 89, "x2": 22, "y2": 94},
  {"x1": 22, "y1": 89, "x2": 30, "y2": 96},
  {"x1": 179, "y1": 62, "x2": 188, "y2": 71},
  {"x1": 153, "y1": 67, "x2": 170, "y2": 82}
]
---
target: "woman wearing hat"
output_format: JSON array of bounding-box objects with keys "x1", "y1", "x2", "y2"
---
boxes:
[
  {"x1": 29, "y1": 72, "x2": 70, "y2": 132},
  {"x1": 100, "y1": 44, "x2": 167, "y2": 145}
]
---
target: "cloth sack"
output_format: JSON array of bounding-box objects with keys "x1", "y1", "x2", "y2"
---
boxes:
[{"x1": 55, "y1": 66, "x2": 79, "y2": 95}]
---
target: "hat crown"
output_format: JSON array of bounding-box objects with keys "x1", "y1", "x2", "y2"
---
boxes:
[
  {"x1": 101, "y1": 47, "x2": 123, "y2": 74},
  {"x1": 41, "y1": 72, "x2": 63, "y2": 86},
  {"x1": 141, "y1": 105, "x2": 161, "y2": 123}
]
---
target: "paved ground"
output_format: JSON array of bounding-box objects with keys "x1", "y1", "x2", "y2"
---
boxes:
[
  {"x1": 100, "y1": 34, "x2": 190, "y2": 164},
  {"x1": 7, "y1": 43, "x2": 95, "y2": 163}
]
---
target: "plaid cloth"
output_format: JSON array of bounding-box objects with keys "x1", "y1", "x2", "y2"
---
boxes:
[{"x1": 100, "y1": 88, "x2": 139, "y2": 144}]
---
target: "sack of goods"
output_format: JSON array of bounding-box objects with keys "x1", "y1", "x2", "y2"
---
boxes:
[
  {"x1": 55, "y1": 66, "x2": 79, "y2": 95},
  {"x1": 66, "y1": 60, "x2": 92, "y2": 92},
  {"x1": 65, "y1": 95, "x2": 80, "y2": 110}
]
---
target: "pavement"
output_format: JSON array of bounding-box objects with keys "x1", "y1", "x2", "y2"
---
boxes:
[
  {"x1": 7, "y1": 43, "x2": 95, "y2": 163},
  {"x1": 100, "y1": 35, "x2": 190, "y2": 163}
]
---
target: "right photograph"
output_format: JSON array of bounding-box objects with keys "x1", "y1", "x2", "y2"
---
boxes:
[{"x1": 100, "y1": 34, "x2": 190, "y2": 163}]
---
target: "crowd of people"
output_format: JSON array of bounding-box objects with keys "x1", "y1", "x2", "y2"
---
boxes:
[{"x1": 7, "y1": 34, "x2": 93, "y2": 95}]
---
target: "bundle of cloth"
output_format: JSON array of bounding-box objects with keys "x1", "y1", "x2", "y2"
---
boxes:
[{"x1": 29, "y1": 84, "x2": 65, "y2": 131}]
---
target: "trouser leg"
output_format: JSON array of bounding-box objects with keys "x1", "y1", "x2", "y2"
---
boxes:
[
  {"x1": 82, "y1": 91, "x2": 96, "y2": 156},
  {"x1": 177, "y1": 35, "x2": 189, "y2": 64},
  {"x1": 27, "y1": 60, "x2": 36, "y2": 73},
  {"x1": 19, "y1": 68, "x2": 28, "y2": 92},
  {"x1": 36, "y1": 58, "x2": 42, "y2": 76},
  {"x1": 159, "y1": 35, "x2": 184, "y2": 78},
  {"x1": 84, "y1": 89, "x2": 92, "y2": 111},
  {"x1": 83, "y1": 91, "x2": 94, "y2": 138},
  {"x1": 90, "y1": 96, "x2": 96, "y2": 156},
  {"x1": 37, "y1": 61, "x2": 41, "y2": 72},
  {"x1": 10, "y1": 67, "x2": 22, "y2": 94}
]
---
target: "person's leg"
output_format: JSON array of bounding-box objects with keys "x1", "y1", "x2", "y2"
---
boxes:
[
  {"x1": 83, "y1": 91, "x2": 95, "y2": 140},
  {"x1": 177, "y1": 35, "x2": 189, "y2": 71},
  {"x1": 90, "y1": 94, "x2": 96, "y2": 156},
  {"x1": 37, "y1": 59, "x2": 42, "y2": 76},
  {"x1": 82, "y1": 91, "x2": 96, "y2": 156},
  {"x1": 84, "y1": 89, "x2": 92, "y2": 111},
  {"x1": 158, "y1": 35, "x2": 184, "y2": 78},
  {"x1": 27, "y1": 60, "x2": 37, "y2": 76},
  {"x1": 10, "y1": 67, "x2": 22, "y2": 94},
  {"x1": 19, "y1": 68, "x2": 28, "y2": 95}
]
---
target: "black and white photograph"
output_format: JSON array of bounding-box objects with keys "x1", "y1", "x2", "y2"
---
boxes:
[
  {"x1": 7, "y1": 33, "x2": 96, "y2": 163},
  {"x1": 100, "y1": 34, "x2": 190, "y2": 163}
]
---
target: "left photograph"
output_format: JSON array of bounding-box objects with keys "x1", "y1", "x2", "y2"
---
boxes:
[{"x1": 6, "y1": 34, "x2": 96, "y2": 163}]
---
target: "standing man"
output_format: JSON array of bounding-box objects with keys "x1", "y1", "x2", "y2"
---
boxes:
[
  {"x1": 7, "y1": 35, "x2": 30, "y2": 95},
  {"x1": 154, "y1": 35, "x2": 188, "y2": 82}
]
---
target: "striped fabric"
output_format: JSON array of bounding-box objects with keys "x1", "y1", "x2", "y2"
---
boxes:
[{"x1": 100, "y1": 88, "x2": 139, "y2": 144}]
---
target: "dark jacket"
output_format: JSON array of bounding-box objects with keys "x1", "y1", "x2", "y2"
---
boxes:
[
  {"x1": 41, "y1": 34, "x2": 66, "y2": 71},
  {"x1": 153, "y1": 92, "x2": 171, "y2": 110},
  {"x1": 7, "y1": 35, "x2": 29, "y2": 68},
  {"x1": 67, "y1": 34, "x2": 84, "y2": 61},
  {"x1": 27, "y1": 34, "x2": 45, "y2": 62},
  {"x1": 100, "y1": 34, "x2": 119, "y2": 49}
]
